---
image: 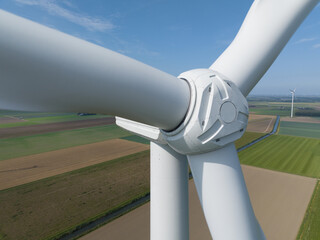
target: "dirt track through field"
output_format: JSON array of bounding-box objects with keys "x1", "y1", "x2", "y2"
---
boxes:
[
  {"x1": 80, "y1": 166, "x2": 316, "y2": 240},
  {"x1": 0, "y1": 139, "x2": 148, "y2": 190},
  {"x1": 247, "y1": 115, "x2": 276, "y2": 133},
  {"x1": 0, "y1": 117, "x2": 115, "y2": 139}
]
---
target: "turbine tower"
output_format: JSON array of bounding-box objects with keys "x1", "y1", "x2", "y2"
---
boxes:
[
  {"x1": 290, "y1": 89, "x2": 296, "y2": 118},
  {"x1": 0, "y1": 0, "x2": 319, "y2": 239}
]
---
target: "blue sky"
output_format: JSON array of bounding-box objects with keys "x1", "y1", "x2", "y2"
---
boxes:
[{"x1": 0, "y1": 0, "x2": 319, "y2": 96}]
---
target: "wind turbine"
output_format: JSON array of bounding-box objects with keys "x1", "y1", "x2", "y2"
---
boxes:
[
  {"x1": 290, "y1": 89, "x2": 296, "y2": 118},
  {"x1": 0, "y1": 0, "x2": 318, "y2": 239}
]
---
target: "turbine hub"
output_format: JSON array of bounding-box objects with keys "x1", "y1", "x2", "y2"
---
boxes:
[
  {"x1": 116, "y1": 69, "x2": 249, "y2": 155},
  {"x1": 161, "y1": 69, "x2": 249, "y2": 155}
]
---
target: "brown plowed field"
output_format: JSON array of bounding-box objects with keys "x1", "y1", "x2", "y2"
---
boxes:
[
  {"x1": 0, "y1": 139, "x2": 149, "y2": 190},
  {"x1": 0, "y1": 117, "x2": 115, "y2": 139},
  {"x1": 249, "y1": 114, "x2": 275, "y2": 121},
  {"x1": 247, "y1": 115, "x2": 276, "y2": 133},
  {"x1": 281, "y1": 116, "x2": 320, "y2": 124},
  {"x1": 80, "y1": 166, "x2": 316, "y2": 240}
]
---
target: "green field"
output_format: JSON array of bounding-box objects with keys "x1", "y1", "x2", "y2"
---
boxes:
[
  {"x1": 0, "y1": 114, "x2": 107, "y2": 128},
  {"x1": 121, "y1": 135, "x2": 150, "y2": 144},
  {"x1": 297, "y1": 181, "x2": 320, "y2": 240},
  {"x1": 279, "y1": 121, "x2": 320, "y2": 139},
  {"x1": 0, "y1": 151, "x2": 150, "y2": 240},
  {"x1": 0, "y1": 125, "x2": 130, "y2": 161},
  {"x1": 248, "y1": 101, "x2": 320, "y2": 117},
  {"x1": 250, "y1": 107, "x2": 291, "y2": 116},
  {"x1": 239, "y1": 135, "x2": 320, "y2": 178},
  {"x1": 249, "y1": 101, "x2": 291, "y2": 116},
  {"x1": 235, "y1": 132, "x2": 266, "y2": 149}
]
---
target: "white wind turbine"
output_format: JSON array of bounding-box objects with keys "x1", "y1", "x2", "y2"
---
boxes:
[
  {"x1": 0, "y1": 0, "x2": 318, "y2": 239},
  {"x1": 290, "y1": 89, "x2": 296, "y2": 118}
]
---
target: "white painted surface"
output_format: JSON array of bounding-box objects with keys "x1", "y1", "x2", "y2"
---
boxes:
[
  {"x1": 211, "y1": 0, "x2": 319, "y2": 96},
  {"x1": 0, "y1": 10, "x2": 190, "y2": 131},
  {"x1": 150, "y1": 142, "x2": 189, "y2": 240},
  {"x1": 188, "y1": 144, "x2": 265, "y2": 240}
]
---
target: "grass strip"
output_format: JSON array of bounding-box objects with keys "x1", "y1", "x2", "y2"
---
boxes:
[
  {"x1": 235, "y1": 132, "x2": 265, "y2": 149},
  {"x1": 121, "y1": 135, "x2": 150, "y2": 145},
  {"x1": 296, "y1": 181, "x2": 320, "y2": 240},
  {"x1": 239, "y1": 135, "x2": 320, "y2": 178},
  {"x1": 0, "y1": 115, "x2": 107, "y2": 128},
  {"x1": 279, "y1": 121, "x2": 320, "y2": 139},
  {"x1": 0, "y1": 151, "x2": 150, "y2": 240}
]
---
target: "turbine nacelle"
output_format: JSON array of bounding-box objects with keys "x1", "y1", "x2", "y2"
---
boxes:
[{"x1": 290, "y1": 88, "x2": 296, "y2": 94}]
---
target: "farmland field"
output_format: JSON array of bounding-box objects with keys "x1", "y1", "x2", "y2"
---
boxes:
[
  {"x1": 0, "y1": 124, "x2": 130, "y2": 161},
  {"x1": 0, "y1": 112, "x2": 108, "y2": 128},
  {"x1": 0, "y1": 151, "x2": 150, "y2": 240},
  {"x1": 281, "y1": 116, "x2": 320, "y2": 124},
  {"x1": 0, "y1": 119, "x2": 268, "y2": 240},
  {"x1": 246, "y1": 115, "x2": 276, "y2": 133},
  {"x1": 0, "y1": 139, "x2": 149, "y2": 190},
  {"x1": 121, "y1": 135, "x2": 150, "y2": 144},
  {"x1": 248, "y1": 101, "x2": 320, "y2": 117},
  {"x1": 297, "y1": 181, "x2": 320, "y2": 240},
  {"x1": 279, "y1": 121, "x2": 320, "y2": 139},
  {"x1": 0, "y1": 117, "x2": 114, "y2": 139},
  {"x1": 80, "y1": 166, "x2": 316, "y2": 240},
  {"x1": 235, "y1": 132, "x2": 266, "y2": 149},
  {"x1": 239, "y1": 135, "x2": 320, "y2": 178}
]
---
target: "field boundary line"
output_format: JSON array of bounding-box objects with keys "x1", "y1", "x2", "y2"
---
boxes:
[{"x1": 238, "y1": 115, "x2": 280, "y2": 152}]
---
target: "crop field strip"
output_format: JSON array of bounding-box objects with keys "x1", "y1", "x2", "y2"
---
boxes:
[
  {"x1": 0, "y1": 131, "x2": 264, "y2": 191},
  {"x1": 0, "y1": 124, "x2": 131, "y2": 161},
  {"x1": 79, "y1": 166, "x2": 316, "y2": 240},
  {"x1": 239, "y1": 135, "x2": 320, "y2": 178},
  {"x1": 246, "y1": 117, "x2": 276, "y2": 133},
  {"x1": 0, "y1": 111, "x2": 108, "y2": 128},
  {"x1": 0, "y1": 117, "x2": 115, "y2": 139},
  {"x1": 0, "y1": 139, "x2": 149, "y2": 190},
  {"x1": 281, "y1": 116, "x2": 320, "y2": 124},
  {"x1": 297, "y1": 180, "x2": 320, "y2": 240},
  {"x1": 239, "y1": 125, "x2": 320, "y2": 239},
  {"x1": 248, "y1": 101, "x2": 320, "y2": 117},
  {"x1": 279, "y1": 121, "x2": 320, "y2": 139},
  {"x1": 0, "y1": 151, "x2": 150, "y2": 240}
]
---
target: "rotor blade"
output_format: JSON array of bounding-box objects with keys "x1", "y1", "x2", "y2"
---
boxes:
[
  {"x1": 150, "y1": 142, "x2": 189, "y2": 240},
  {"x1": 0, "y1": 10, "x2": 190, "y2": 131},
  {"x1": 188, "y1": 143, "x2": 265, "y2": 240},
  {"x1": 210, "y1": 0, "x2": 319, "y2": 97}
]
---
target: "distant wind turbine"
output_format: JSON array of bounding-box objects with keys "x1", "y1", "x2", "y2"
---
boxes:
[{"x1": 290, "y1": 89, "x2": 296, "y2": 118}]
